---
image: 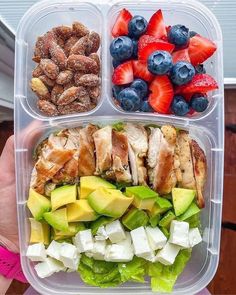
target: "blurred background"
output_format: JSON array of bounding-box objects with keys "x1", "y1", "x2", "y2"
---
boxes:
[{"x1": 0, "y1": 0, "x2": 235, "y2": 294}]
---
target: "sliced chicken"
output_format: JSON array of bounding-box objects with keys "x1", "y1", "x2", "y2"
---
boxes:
[
  {"x1": 190, "y1": 140, "x2": 207, "y2": 208},
  {"x1": 78, "y1": 124, "x2": 98, "y2": 176},
  {"x1": 125, "y1": 123, "x2": 148, "y2": 185},
  {"x1": 112, "y1": 130, "x2": 132, "y2": 183},
  {"x1": 93, "y1": 126, "x2": 112, "y2": 175},
  {"x1": 177, "y1": 131, "x2": 196, "y2": 190}
]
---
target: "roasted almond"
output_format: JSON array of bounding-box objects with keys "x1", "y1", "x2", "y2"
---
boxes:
[
  {"x1": 37, "y1": 100, "x2": 58, "y2": 116},
  {"x1": 39, "y1": 75, "x2": 55, "y2": 87},
  {"x1": 56, "y1": 37, "x2": 65, "y2": 48},
  {"x1": 30, "y1": 78, "x2": 50, "y2": 99},
  {"x1": 33, "y1": 31, "x2": 55, "y2": 62},
  {"x1": 70, "y1": 35, "x2": 89, "y2": 56},
  {"x1": 89, "y1": 53, "x2": 100, "y2": 72},
  {"x1": 78, "y1": 93, "x2": 91, "y2": 105},
  {"x1": 86, "y1": 31, "x2": 100, "y2": 54},
  {"x1": 67, "y1": 54, "x2": 98, "y2": 74},
  {"x1": 72, "y1": 21, "x2": 89, "y2": 38},
  {"x1": 56, "y1": 70, "x2": 73, "y2": 85},
  {"x1": 57, "y1": 86, "x2": 87, "y2": 105},
  {"x1": 77, "y1": 74, "x2": 100, "y2": 87},
  {"x1": 32, "y1": 65, "x2": 44, "y2": 77},
  {"x1": 58, "y1": 101, "x2": 89, "y2": 115},
  {"x1": 74, "y1": 71, "x2": 85, "y2": 86},
  {"x1": 49, "y1": 41, "x2": 67, "y2": 70},
  {"x1": 64, "y1": 81, "x2": 75, "y2": 90},
  {"x1": 87, "y1": 86, "x2": 100, "y2": 101},
  {"x1": 64, "y1": 36, "x2": 79, "y2": 56},
  {"x1": 40, "y1": 58, "x2": 59, "y2": 80},
  {"x1": 51, "y1": 84, "x2": 64, "y2": 104},
  {"x1": 53, "y1": 26, "x2": 73, "y2": 40}
]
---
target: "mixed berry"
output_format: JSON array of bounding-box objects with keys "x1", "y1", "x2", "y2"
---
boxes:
[{"x1": 110, "y1": 9, "x2": 218, "y2": 116}]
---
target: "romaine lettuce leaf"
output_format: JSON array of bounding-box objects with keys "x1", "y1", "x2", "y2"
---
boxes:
[{"x1": 118, "y1": 257, "x2": 147, "y2": 283}]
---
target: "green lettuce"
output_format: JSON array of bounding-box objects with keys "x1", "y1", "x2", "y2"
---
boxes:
[
  {"x1": 118, "y1": 257, "x2": 147, "y2": 283},
  {"x1": 148, "y1": 249, "x2": 192, "y2": 293}
]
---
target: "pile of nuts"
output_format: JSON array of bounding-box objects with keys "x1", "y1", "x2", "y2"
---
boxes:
[{"x1": 30, "y1": 21, "x2": 101, "y2": 116}]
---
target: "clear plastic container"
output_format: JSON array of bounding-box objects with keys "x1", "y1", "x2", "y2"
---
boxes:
[{"x1": 14, "y1": 0, "x2": 224, "y2": 294}]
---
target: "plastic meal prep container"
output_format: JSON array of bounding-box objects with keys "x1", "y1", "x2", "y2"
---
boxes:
[{"x1": 14, "y1": 0, "x2": 224, "y2": 294}]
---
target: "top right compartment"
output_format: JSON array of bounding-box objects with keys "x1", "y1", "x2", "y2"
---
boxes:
[{"x1": 106, "y1": 0, "x2": 223, "y2": 121}]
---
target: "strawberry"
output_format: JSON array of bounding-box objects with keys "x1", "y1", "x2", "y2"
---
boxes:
[
  {"x1": 146, "y1": 10, "x2": 167, "y2": 39},
  {"x1": 148, "y1": 75, "x2": 174, "y2": 113},
  {"x1": 112, "y1": 61, "x2": 134, "y2": 85},
  {"x1": 188, "y1": 34, "x2": 217, "y2": 65},
  {"x1": 175, "y1": 74, "x2": 218, "y2": 94},
  {"x1": 111, "y1": 9, "x2": 132, "y2": 37},
  {"x1": 132, "y1": 60, "x2": 154, "y2": 82},
  {"x1": 138, "y1": 35, "x2": 175, "y2": 61},
  {"x1": 172, "y1": 48, "x2": 190, "y2": 64}
]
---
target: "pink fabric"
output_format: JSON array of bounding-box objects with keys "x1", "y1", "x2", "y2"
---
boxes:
[{"x1": 0, "y1": 246, "x2": 27, "y2": 283}]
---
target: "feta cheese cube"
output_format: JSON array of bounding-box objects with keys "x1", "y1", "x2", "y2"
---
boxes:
[
  {"x1": 105, "y1": 220, "x2": 126, "y2": 243},
  {"x1": 145, "y1": 226, "x2": 167, "y2": 250},
  {"x1": 73, "y1": 229, "x2": 94, "y2": 253},
  {"x1": 105, "y1": 244, "x2": 133, "y2": 262},
  {"x1": 169, "y1": 220, "x2": 189, "y2": 248},
  {"x1": 189, "y1": 228, "x2": 202, "y2": 247},
  {"x1": 155, "y1": 242, "x2": 181, "y2": 265},
  {"x1": 26, "y1": 243, "x2": 46, "y2": 262},
  {"x1": 46, "y1": 240, "x2": 62, "y2": 260},
  {"x1": 95, "y1": 226, "x2": 108, "y2": 241},
  {"x1": 92, "y1": 240, "x2": 107, "y2": 260},
  {"x1": 34, "y1": 257, "x2": 65, "y2": 278},
  {"x1": 116, "y1": 232, "x2": 132, "y2": 248},
  {"x1": 59, "y1": 242, "x2": 80, "y2": 270},
  {"x1": 130, "y1": 226, "x2": 153, "y2": 258}
]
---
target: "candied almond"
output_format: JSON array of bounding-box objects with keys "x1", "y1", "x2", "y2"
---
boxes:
[
  {"x1": 37, "y1": 100, "x2": 58, "y2": 116},
  {"x1": 53, "y1": 26, "x2": 73, "y2": 40},
  {"x1": 77, "y1": 93, "x2": 91, "y2": 105},
  {"x1": 74, "y1": 71, "x2": 84, "y2": 86},
  {"x1": 51, "y1": 84, "x2": 64, "y2": 104},
  {"x1": 58, "y1": 101, "x2": 89, "y2": 115},
  {"x1": 30, "y1": 78, "x2": 50, "y2": 100},
  {"x1": 89, "y1": 53, "x2": 100, "y2": 72},
  {"x1": 67, "y1": 54, "x2": 98, "y2": 74},
  {"x1": 56, "y1": 37, "x2": 65, "y2": 48},
  {"x1": 72, "y1": 21, "x2": 89, "y2": 38},
  {"x1": 33, "y1": 31, "x2": 56, "y2": 62},
  {"x1": 39, "y1": 75, "x2": 55, "y2": 87},
  {"x1": 64, "y1": 36, "x2": 79, "y2": 56},
  {"x1": 56, "y1": 70, "x2": 73, "y2": 85},
  {"x1": 64, "y1": 81, "x2": 75, "y2": 90},
  {"x1": 40, "y1": 58, "x2": 59, "y2": 80},
  {"x1": 70, "y1": 35, "x2": 89, "y2": 56},
  {"x1": 49, "y1": 41, "x2": 67, "y2": 70},
  {"x1": 77, "y1": 74, "x2": 100, "y2": 87},
  {"x1": 87, "y1": 86, "x2": 100, "y2": 100},
  {"x1": 57, "y1": 86, "x2": 87, "y2": 105},
  {"x1": 86, "y1": 31, "x2": 100, "y2": 54},
  {"x1": 32, "y1": 65, "x2": 44, "y2": 77}
]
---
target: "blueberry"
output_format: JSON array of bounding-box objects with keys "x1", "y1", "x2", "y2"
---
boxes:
[
  {"x1": 140, "y1": 100, "x2": 154, "y2": 112},
  {"x1": 128, "y1": 15, "x2": 148, "y2": 39},
  {"x1": 147, "y1": 50, "x2": 173, "y2": 75},
  {"x1": 110, "y1": 36, "x2": 133, "y2": 61},
  {"x1": 112, "y1": 85, "x2": 125, "y2": 100},
  {"x1": 130, "y1": 79, "x2": 148, "y2": 99},
  {"x1": 112, "y1": 59, "x2": 122, "y2": 68},
  {"x1": 171, "y1": 95, "x2": 190, "y2": 116},
  {"x1": 170, "y1": 61, "x2": 195, "y2": 85},
  {"x1": 118, "y1": 88, "x2": 141, "y2": 111},
  {"x1": 195, "y1": 64, "x2": 206, "y2": 74},
  {"x1": 190, "y1": 93, "x2": 209, "y2": 112},
  {"x1": 190, "y1": 31, "x2": 197, "y2": 38},
  {"x1": 168, "y1": 24, "x2": 190, "y2": 46},
  {"x1": 132, "y1": 39, "x2": 138, "y2": 59}
]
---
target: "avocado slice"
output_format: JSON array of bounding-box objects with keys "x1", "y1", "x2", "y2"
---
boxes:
[
  {"x1": 160, "y1": 227, "x2": 170, "y2": 238},
  {"x1": 125, "y1": 186, "x2": 158, "y2": 211},
  {"x1": 178, "y1": 202, "x2": 200, "y2": 221},
  {"x1": 88, "y1": 188, "x2": 133, "y2": 218},
  {"x1": 27, "y1": 188, "x2": 51, "y2": 221},
  {"x1": 67, "y1": 200, "x2": 99, "y2": 222},
  {"x1": 43, "y1": 208, "x2": 68, "y2": 231},
  {"x1": 90, "y1": 216, "x2": 114, "y2": 235},
  {"x1": 80, "y1": 176, "x2": 115, "y2": 199},
  {"x1": 51, "y1": 184, "x2": 77, "y2": 211},
  {"x1": 149, "y1": 214, "x2": 161, "y2": 228},
  {"x1": 150, "y1": 196, "x2": 173, "y2": 216},
  {"x1": 172, "y1": 188, "x2": 196, "y2": 216},
  {"x1": 29, "y1": 218, "x2": 50, "y2": 245},
  {"x1": 122, "y1": 207, "x2": 149, "y2": 230},
  {"x1": 52, "y1": 222, "x2": 86, "y2": 240},
  {"x1": 159, "y1": 211, "x2": 176, "y2": 228}
]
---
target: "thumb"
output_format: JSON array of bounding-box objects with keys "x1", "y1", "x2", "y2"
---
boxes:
[{"x1": 0, "y1": 135, "x2": 15, "y2": 180}]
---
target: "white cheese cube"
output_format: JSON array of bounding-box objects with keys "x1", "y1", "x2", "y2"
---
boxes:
[
  {"x1": 59, "y1": 242, "x2": 80, "y2": 270},
  {"x1": 92, "y1": 240, "x2": 107, "y2": 260},
  {"x1": 26, "y1": 243, "x2": 46, "y2": 262},
  {"x1": 34, "y1": 257, "x2": 65, "y2": 278},
  {"x1": 46, "y1": 240, "x2": 62, "y2": 260},
  {"x1": 130, "y1": 226, "x2": 153, "y2": 258},
  {"x1": 189, "y1": 228, "x2": 202, "y2": 247},
  {"x1": 105, "y1": 220, "x2": 126, "y2": 243},
  {"x1": 142, "y1": 252, "x2": 156, "y2": 263},
  {"x1": 95, "y1": 226, "x2": 108, "y2": 241},
  {"x1": 74, "y1": 229, "x2": 94, "y2": 253},
  {"x1": 155, "y1": 242, "x2": 181, "y2": 265},
  {"x1": 116, "y1": 232, "x2": 132, "y2": 248},
  {"x1": 169, "y1": 220, "x2": 189, "y2": 248},
  {"x1": 145, "y1": 226, "x2": 167, "y2": 250},
  {"x1": 105, "y1": 244, "x2": 133, "y2": 262}
]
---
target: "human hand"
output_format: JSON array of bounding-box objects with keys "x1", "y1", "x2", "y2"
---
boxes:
[{"x1": 0, "y1": 136, "x2": 19, "y2": 253}]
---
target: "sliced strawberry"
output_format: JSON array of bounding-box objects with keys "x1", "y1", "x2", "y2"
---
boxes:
[
  {"x1": 175, "y1": 74, "x2": 218, "y2": 94},
  {"x1": 112, "y1": 61, "x2": 134, "y2": 85},
  {"x1": 172, "y1": 48, "x2": 190, "y2": 64},
  {"x1": 148, "y1": 75, "x2": 174, "y2": 113},
  {"x1": 188, "y1": 34, "x2": 217, "y2": 65},
  {"x1": 146, "y1": 10, "x2": 167, "y2": 39},
  {"x1": 138, "y1": 35, "x2": 175, "y2": 60},
  {"x1": 132, "y1": 60, "x2": 154, "y2": 82},
  {"x1": 111, "y1": 9, "x2": 132, "y2": 37}
]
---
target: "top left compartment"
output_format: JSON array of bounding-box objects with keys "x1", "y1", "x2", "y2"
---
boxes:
[{"x1": 15, "y1": 0, "x2": 104, "y2": 120}]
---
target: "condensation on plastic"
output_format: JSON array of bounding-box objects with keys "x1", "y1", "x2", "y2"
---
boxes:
[{"x1": 14, "y1": 0, "x2": 224, "y2": 294}]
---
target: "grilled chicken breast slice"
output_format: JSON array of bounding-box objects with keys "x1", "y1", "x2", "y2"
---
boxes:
[{"x1": 190, "y1": 140, "x2": 207, "y2": 208}]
